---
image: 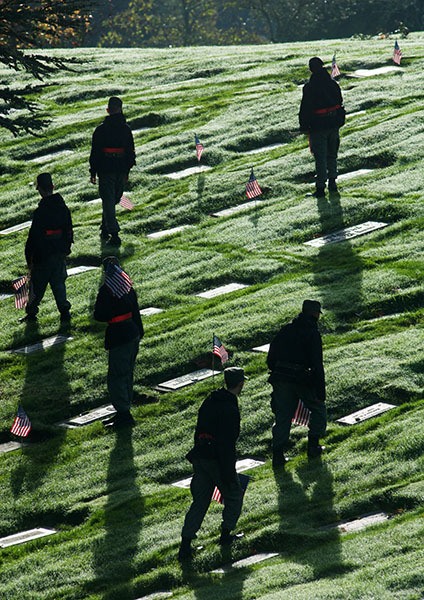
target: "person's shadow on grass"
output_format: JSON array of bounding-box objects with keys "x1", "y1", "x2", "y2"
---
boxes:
[
  {"x1": 10, "y1": 320, "x2": 70, "y2": 497},
  {"x1": 273, "y1": 458, "x2": 345, "y2": 578},
  {"x1": 90, "y1": 426, "x2": 144, "y2": 600}
]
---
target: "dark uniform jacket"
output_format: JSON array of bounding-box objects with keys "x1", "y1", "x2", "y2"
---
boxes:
[
  {"x1": 188, "y1": 388, "x2": 240, "y2": 482},
  {"x1": 267, "y1": 313, "x2": 326, "y2": 402},
  {"x1": 299, "y1": 68, "x2": 345, "y2": 132},
  {"x1": 94, "y1": 286, "x2": 144, "y2": 350},
  {"x1": 89, "y1": 113, "x2": 136, "y2": 177},
  {"x1": 25, "y1": 193, "x2": 73, "y2": 266}
]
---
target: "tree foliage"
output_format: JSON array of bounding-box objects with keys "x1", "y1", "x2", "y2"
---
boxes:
[{"x1": 0, "y1": 0, "x2": 91, "y2": 135}]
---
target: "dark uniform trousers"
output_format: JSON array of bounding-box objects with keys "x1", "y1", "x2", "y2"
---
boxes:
[
  {"x1": 107, "y1": 336, "x2": 140, "y2": 413},
  {"x1": 26, "y1": 254, "x2": 70, "y2": 317},
  {"x1": 99, "y1": 171, "x2": 126, "y2": 235},
  {"x1": 181, "y1": 458, "x2": 243, "y2": 539},
  {"x1": 309, "y1": 128, "x2": 340, "y2": 189},
  {"x1": 271, "y1": 380, "x2": 327, "y2": 450}
]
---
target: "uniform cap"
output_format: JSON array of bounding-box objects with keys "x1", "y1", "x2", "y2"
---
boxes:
[
  {"x1": 224, "y1": 367, "x2": 248, "y2": 389},
  {"x1": 36, "y1": 172, "x2": 53, "y2": 191},
  {"x1": 309, "y1": 57, "x2": 324, "y2": 73},
  {"x1": 302, "y1": 299, "x2": 323, "y2": 315}
]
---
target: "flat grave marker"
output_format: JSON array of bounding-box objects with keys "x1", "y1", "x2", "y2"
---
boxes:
[
  {"x1": 58, "y1": 404, "x2": 116, "y2": 429},
  {"x1": 140, "y1": 307, "x2": 164, "y2": 317},
  {"x1": 30, "y1": 150, "x2": 74, "y2": 164},
  {"x1": 211, "y1": 200, "x2": 264, "y2": 218},
  {"x1": 304, "y1": 221, "x2": 388, "y2": 248},
  {"x1": 322, "y1": 512, "x2": 389, "y2": 533},
  {"x1": 336, "y1": 402, "x2": 396, "y2": 425},
  {"x1": 212, "y1": 552, "x2": 279, "y2": 574},
  {"x1": 135, "y1": 593, "x2": 172, "y2": 600},
  {"x1": 172, "y1": 457, "x2": 264, "y2": 489},
  {"x1": 0, "y1": 528, "x2": 57, "y2": 548},
  {"x1": 0, "y1": 293, "x2": 13, "y2": 301},
  {"x1": 252, "y1": 343, "x2": 270, "y2": 353},
  {"x1": 10, "y1": 335, "x2": 73, "y2": 355},
  {"x1": 0, "y1": 221, "x2": 32, "y2": 235},
  {"x1": 86, "y1": 198, "x2": 102, "y2": 205},
  {"x1": 147, "y1": 225, "x2": 193, "y2": 239},
  {"x1": 164, "y1": 165, "x2": 211, "y2": 180},
  {"x1": 67, "y1": 266, "x2": 98, "y2": 277},
  {"x1": 243, "y1": 143, "x2": 285, "y2": 155},
  {"x1": 352, "y1": 66, "x2": 402, "y2": 77},
  {"x1": 346, "y1": 110, "x2": 367, "y2": 118},
  {"x1": 338, "y1": 168, "x2": 374, "y2": 181},
  {"x1": 0, "y1": 441, "x2": 27, "y2": 455},
  {"x1": 155, "y1": 368, "x2": 221, "y2": 392},
  {"x1": 196, "y1": 282, "x2": 248, "y2": 299}
]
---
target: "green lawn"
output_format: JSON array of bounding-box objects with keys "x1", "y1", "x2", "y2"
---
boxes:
[{"x1": 0, "y1": 34, "x2": 423, "y2": 599}]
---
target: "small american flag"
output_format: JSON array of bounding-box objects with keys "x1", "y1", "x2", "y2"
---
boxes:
[
  {"x1": 331, "y1": 53, "x2": 341, "y2": 79},
  {"x1": 212, "y1": 473, "x2": 250, "y2": 504},
  {"x1": 213, "y1": 335, "x2": 229, "y2": 364},
  {"x1": 246, "y1": 168, "x2": 262, "y2": 199},
  {"x1": 12, "y1": 275, "x2": 29, "y2": 309},
  {"x1": 393, "y1": 40, "x2": 402, "y2": 65},
  {"x1": 292, "y1": 400, "x2": 311, "y2": 427},
  {"x1": 195, "y1": 134, "x2": 204, "y2": 162},
  {"x1": 105, "y1": 263, "x2": 133, "y2": 298},
  {"x1": 119, "y1": 194, "x2": 134, "y2": 210},
  {"x1": 11, "y1": 405, "x2": 32, "y2": 437}
]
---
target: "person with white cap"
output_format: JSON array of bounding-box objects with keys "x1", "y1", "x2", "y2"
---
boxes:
[
  {"x1": 267, "y1": 300, "x2": 327, "y2": 466},
  {"x1": 178, "y1": 367, "x2": 247, "y2": 561}
]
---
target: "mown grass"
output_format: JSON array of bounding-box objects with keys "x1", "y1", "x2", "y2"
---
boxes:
[{"x1": 0, "y1": 34, "x2": 423, "y2": 599}]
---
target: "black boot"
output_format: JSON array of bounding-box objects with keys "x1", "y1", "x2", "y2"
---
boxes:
[
  {"x1": 328, "y1": 178, "x2": 338, "y2": 192},
  {"x1": 178, "y1": 536, "x2": 192, "y2": 561},
  {"x1": 219, "y1": 527, "x2": 244, "y2": 546},
  {"x1": 307, "y1": 434, "x2": 324, "y2": 458},
  {"x1": 312, "y1": 186, "x2": 325, "y2": 199},
  {"x1": 272, "y1": 446, "x2": 287, "y2": 468}
]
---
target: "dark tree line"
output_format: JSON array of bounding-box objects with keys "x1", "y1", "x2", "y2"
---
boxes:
[{"x1": 87, "y1": 0, "x2": 424, "y2": 47}]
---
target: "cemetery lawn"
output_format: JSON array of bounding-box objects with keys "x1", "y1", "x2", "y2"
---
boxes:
[{"x1": 0, "y1": 34, "x2": 423, "y2": 599}]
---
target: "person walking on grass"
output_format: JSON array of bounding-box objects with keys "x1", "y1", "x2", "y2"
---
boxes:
[
  {"x1": 267, "y1": 300, "x2": 327, "y2": 466},
  {"x1": 89, "y1": 96, "x2": 136, "y2": 247},
  {"x1": 299, "y1": 57, "x2": 345, "y2": 198},
  {"x1": 178, "y1": 367, "x2": 247, "y2": 561},
  {"x1": 21, "y1": 172, "x2": 73, "y2": 324},
  {"x1": 94, "y1": 257, "x2": 144, "y2": 429}
]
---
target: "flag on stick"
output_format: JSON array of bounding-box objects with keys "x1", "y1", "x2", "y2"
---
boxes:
[
  {"x1": 292, "y1": 400, "x2": 311, "y2": 427},
  {"x1": 331, "y1": 53, "x2": 341, "y2": 79},
  {"x1": 212, "y1": 473, "x2": 250, "y2": 504},
  {"x1": 393, "y1": 40, "x2": 402, "y2": 65},
  {"x1": 12, "y1": 275, "x2": 29, "y2": 309},
  {"x1": 245, "y1": 168, "x2": 262, "y2": 199},
  {"x1": 10, "y1": 405, "x2": 32, "y2": 437},
  {"x1": 105, "y1": 263, "x2": 133, "y2": 299},
  {"x1": 195, "y1": 134, "x2": 204, "y2": 162},
  {"x1": 119, "y1": 194, "x2": 134, "y2": 210},
  {"x1": 213, "y1": 335, "x2": 229, "y2": 364}
]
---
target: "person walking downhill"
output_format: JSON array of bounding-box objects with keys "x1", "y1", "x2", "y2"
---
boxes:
[
  {"x1": 21, "y1": 172, "x2": 73, "y2": 323},
  {"x1": 267, "y1": 300, "x2": 327, "y2": 466},
  {"x1": 178, "y1": 367, "x2": 247, "y2": 561},
  {"x1": 89, "y1": 96, "x2": 136, "y2": 247},
  {"x1": 299, "y1": 57, "x2": 345, "y2": 198},
  {"x1": 94, "y1": 257, "x2": 144, "y2": 429}
]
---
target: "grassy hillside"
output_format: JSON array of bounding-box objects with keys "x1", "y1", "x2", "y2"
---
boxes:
[{"x1": 0, "y1": 35, "x2": 423, "y2": 599}]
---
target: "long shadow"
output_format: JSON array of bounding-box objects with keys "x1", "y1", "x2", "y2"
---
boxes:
[
  {"x1": 273, "y1": 459, "x2": 345, "y2": 578},
  {"x1": 313, "y1": 192, "x2": 364, "y2": 319},
  {"x1": 10, "y1": 320, "x2": 70, "y2": 497},
  {"x1": 90, "y1": 427, "x2": 143, "y2": 599}
]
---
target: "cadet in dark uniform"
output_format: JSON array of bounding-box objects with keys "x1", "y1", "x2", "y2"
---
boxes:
[
  {"x1": 22, "y1": 172, "x2": 73, "y2": 323},
  {"x1": 178, "y1": 367, "x2": 247, "y2": 561},
  {"x1": 267, "y1": 300, "x2": 327, "y2": 466},
  {"x1": 94, "y1": 257, "x2": 144, "y2": 428},
  {"x1": 89, "y1": 96, "x2": 136, "y2": 247},
  {"x1": 299, "y1": 57, "x2": 345, "y2": 198}
]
